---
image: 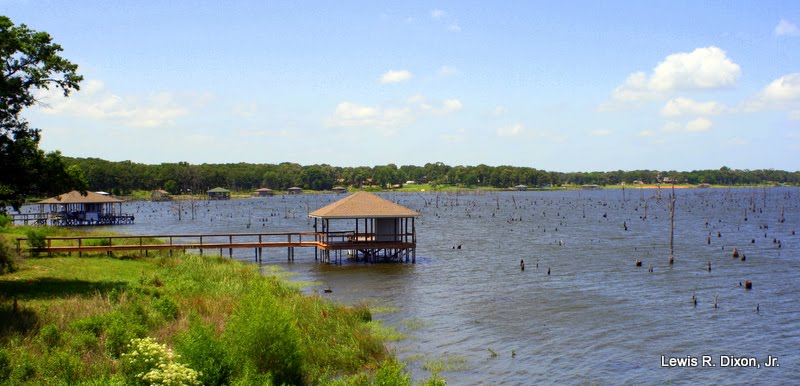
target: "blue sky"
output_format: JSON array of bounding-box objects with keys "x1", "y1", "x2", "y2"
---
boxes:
[{"x1": 4, "y1": 1, "x2": 800, "y2": 171}]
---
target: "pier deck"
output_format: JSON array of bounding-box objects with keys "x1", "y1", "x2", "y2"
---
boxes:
[{"x1": 15, "y1": 231, "x2": 416, "y2": 263}]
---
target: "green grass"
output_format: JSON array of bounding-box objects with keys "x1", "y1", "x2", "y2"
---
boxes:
[{"x1": 0, "y1": 225, "x2": 434, "y2": 385}]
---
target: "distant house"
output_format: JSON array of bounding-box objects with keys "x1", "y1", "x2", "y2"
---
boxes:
[
  {"x1": 151, "y1": 189, "x2": 171, "y2": 201},
  {"x1": 38, "y1": 191, "x2": 133, "y2": 226},
  {"x1": 207, "y1": 187, "x2": 231, "y2": 200},
  {"x1": 698, "y1": 183, "x2": 711, "y2": 188},
  {"x1": 287, "y1": 187, "x2": 303, "y2": 195},
  {"x1": 254, "y1": 188, "x2": 274, "y2": 197},
  {"x1": 513, "y1": 184, "x2": 528, "y2": 191},
  {"x1": 332, "y1": 186, "x2": 347, "y2": 194},
  {"x1": 582, "y1": 184, "x2": 602, "y2": 190}
]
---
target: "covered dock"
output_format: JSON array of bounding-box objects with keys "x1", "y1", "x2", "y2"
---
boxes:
[
  {"x1": 37, "y1": 191, "x2": 134, "y2": 226},
  {"x1": 309, "y1": 191, "x2": 419, "y2": 263}
]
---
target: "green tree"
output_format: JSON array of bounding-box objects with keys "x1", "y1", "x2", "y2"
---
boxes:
[{"x1": 1, "y1": 16, "x2": 85, "y2": 212}]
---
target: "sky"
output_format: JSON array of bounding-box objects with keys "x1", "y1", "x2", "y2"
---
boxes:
[{"x1": 4, "y1": 1, "x2": 800, "y2": 172}]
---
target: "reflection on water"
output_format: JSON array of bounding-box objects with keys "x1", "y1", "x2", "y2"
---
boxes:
[{"x1": 26, "y1": 188, "x2": 799, "y2": 383}]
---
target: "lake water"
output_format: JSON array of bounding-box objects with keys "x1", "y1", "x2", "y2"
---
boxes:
[{"x1": 28, "y1": 188, "x2": 800, "y2": 384}]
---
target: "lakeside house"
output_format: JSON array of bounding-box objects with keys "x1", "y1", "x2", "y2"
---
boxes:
[
  {"x1": 582, "y1": 184, "x2": 602, "y2": 190},
  {"x1": 332, "y1": 186, "x2": 347, "y2": 194},
  {"x1": 254, "y1": 188, "x2": 274, "y2": 197},
  {"x1": 36, "y1": 190, "x2": 133, "y2": 226},
  {"x1": 150, "y1": 189, "x2": 171, "y2": 201},
  {"x1": 207, "y1": 187, "x2": 231, "y2": 200},
  {"x1": 309, "y1": 191, "x2": 419, "y2": 263},
  {"x1": 513, "y1": 184, "x2": 528, "y2": 191},
  {"x1": 288, "y1": 187, "x2": 303, "y2": 195}
]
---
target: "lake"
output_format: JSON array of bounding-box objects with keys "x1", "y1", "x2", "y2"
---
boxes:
[{"x1": 33, "y1": 187, "x2": 800, "y2": 384}]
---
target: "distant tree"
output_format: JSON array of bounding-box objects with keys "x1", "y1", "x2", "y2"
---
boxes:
[{"x1": 1, "y1": 16, "x2": 86, "y2": 212}]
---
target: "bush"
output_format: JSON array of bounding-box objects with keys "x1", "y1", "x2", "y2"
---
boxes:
[
  {"x1": 0, "y1": 348, "x2": 10, "y2": 382},
  {"x1": 40, "y1": 349, "x2": 82, "y2": 385},
  {"x1": 223, "y1": 286, "x2": 304, "y2": 386},
  {"x1": 38, "y1": 324, "x2": 61, "y2": 349},
  {"x1": 373, "y1": 358, "x2": 411, "y2": 386},
  {"x1": 0, "y1": 235, "x2": 18, "y2": 274},
  {"x1": 25, "y1": 229, "x2": 47, "y2": 257},
  {"x1": 0, "y1": 214, "x2": 10, "y2": 228},
  {"x1": 174, "y1": 320, "x2": 232, "y2": 386},
  {"x1": 152, "y1": 297, "x2": 179, "y2": 320},
  {"x1": 121, "y1": 337, "x2": 200, "y2": 386}
]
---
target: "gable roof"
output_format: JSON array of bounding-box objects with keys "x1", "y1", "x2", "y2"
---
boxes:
[
  {"x1": 207, "y1": 187, "x2": 230, "y2": 193},
  {"x1": 309, "y1": 191, "x2": 419, "y2": 219},
  {"x1": 39, "y1": 191, "x2": 123, "y2": 204}
]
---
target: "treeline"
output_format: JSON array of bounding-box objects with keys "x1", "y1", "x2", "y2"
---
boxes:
[{"x1": 64, "y1": 158, "x2": 800, "y2": 195}]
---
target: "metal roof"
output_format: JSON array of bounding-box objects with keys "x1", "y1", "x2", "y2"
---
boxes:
[
  {"x1": 39, "y1": 191, "x2": 124, "y2": 204},
  {"x1": 309, "y1": 191, "x2": 419, "y2": 219}
]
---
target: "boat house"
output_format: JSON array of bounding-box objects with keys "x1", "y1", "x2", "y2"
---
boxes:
[
  {"x1": 309, "y1": 191, "x2": 419, "y2": 263},
  {"x1": 288, "y1": 187, "x2": 303, "y2": 195},
  {"x1": 37, "y1": 191, "x2": 133, "y2": 226},
  {"x1": 207, "y1": 187, "x2": 231, "y2": 200},
  {"x1": 254, "y1": 188, "x2": 274, "y2": 197}
]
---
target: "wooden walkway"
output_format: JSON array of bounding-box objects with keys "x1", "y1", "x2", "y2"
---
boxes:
[{"x1": 15, "y1": 231, "x2": 417, "y2": 263}]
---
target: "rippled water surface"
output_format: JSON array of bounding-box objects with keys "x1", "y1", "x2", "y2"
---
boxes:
[{"x1": 37, "y1": 188, "x2": 800, "y2": 384}]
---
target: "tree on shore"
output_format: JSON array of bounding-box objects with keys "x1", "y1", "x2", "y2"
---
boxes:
[{"x1": 1, "y1": 15, "x2": 87, "y2": 212}]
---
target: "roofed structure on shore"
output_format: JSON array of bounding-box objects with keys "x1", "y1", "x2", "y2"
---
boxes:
[
  {"x1": 288, "y1": 187, "x2": 303, "y2": 195},
  {"x1": 207, "y1": 187, "x2": 231, "y2": 200},
  {"x1": 151, "y1": 189, "x2": 171, "y2": 201},
  {"x1": 37, "y1": 191, "x2": 133, "y2": 226},
  {"x1": 309, "y1": 191, "x2": 419, "y2": 263},
  {"x1": 254, "y1": 188, "x2": 274, "y2": 197}
]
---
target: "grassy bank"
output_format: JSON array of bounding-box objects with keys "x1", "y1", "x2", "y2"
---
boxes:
[{"x1": 0, "y1": 227, "x2": 444, "y2": 385}]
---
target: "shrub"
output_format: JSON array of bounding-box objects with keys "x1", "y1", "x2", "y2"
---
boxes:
[
  {"x1": 174, "y1": 320, "x2": 232, "y2": 386},
  {"x1": 38, "y1": 324, "x2": 61, "y2": 349},
  {"x1": 223, "y1": 286, "x2": 304, "y2": 386},
  {"x1": 152, "y1": 297, "x2": 179, "y2": 320},
  {"x1": 0, "y1": 235, "x2": 18, "y2": 274},
  {"x1": 0, "y1": 348, "x2": 10, "y2": 382},
  {"x1": 105, "y1": 312, "x2": 145, "y2": 358},
  {"x1": 40, "y1": 349, "x2": 82, "y2": 385},
  {"x1": 373, "y1": 358, "x2": 411, "y2": 386},
  {"x1": 0, "y1": 214, "x2": 11, "y2": 228},
  {"x1": 121, "y1": 337, "x2": 200, "y2": 386},
  {"x1": 25, "y1": 229, "x2": 47, "y2": 257}
]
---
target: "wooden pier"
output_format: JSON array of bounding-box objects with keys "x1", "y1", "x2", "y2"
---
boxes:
[{"x1": 15, "y1": 230, "x2": 417, "y2": 263}]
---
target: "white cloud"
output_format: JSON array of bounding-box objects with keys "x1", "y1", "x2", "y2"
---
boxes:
[
  {"x1": 743, "y1": 73, "x2": 800, "y2": 114},
  {"x1": 448, "y1": 23, "x2": 461, "y2": 32},
  {"x1": 440, "y1": 128, "x2": 466, "y2": 144},
  {"x1": 438, "y1": 65, "x2": 460, "y2": 77},
  {"x1": 431, "y1": 9, "x2": 445, "y2": 19},
  {"x1": 497, "y1": 123, "x2": 525, "y2": 137},
  {"x1": 791, "y1": 110, "x2": 800, "y2": 120},
  {"x1": 440, "y1": 99, "x2": 463, "y2": 113},
  {"x1": 661, "y1": 97, "x2": 725, "y2": 117},
  {"x1": 603, "y1": 46, "x2": 741, "y2": 108},
  {"x1": 591, "y1": 129, "x2": 612, "y2": 137},
  {"x1": 380, "y1": 70, "x2": 413, "y2": 84},
  {"x1": 406, "y1": 95, "x2": 462, "y2": 114},
  {"x1": 232, "y1": 102, "x2": 258, "y2": 118},
  {"x1": 662, "y1": 117, "x2": 712, "y2": 133},
  {"x1": 638, "y1": 129, "x2": 656, "y2": 137},
  {"x1": 35, "y1": 79, "x2": 191, "y2": 128},
  {"x1": 326, "y1": 101, "x2": 412, "y2": 132},
  {"x1": 685, "y1": 117, "x2": 713, "y2": 132},
  {"x1": 496, "y1": 123, "x2": 566, "y2": 142},
  {"x1": 326, "y1": 95, "x2": 461, "y2": 133},
  {"x1": 775, "y1": 19, "x2": 800, "y2": 37},
  {"x1": 492, "y1": 106, "x2": 509, "y2": 116}
]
